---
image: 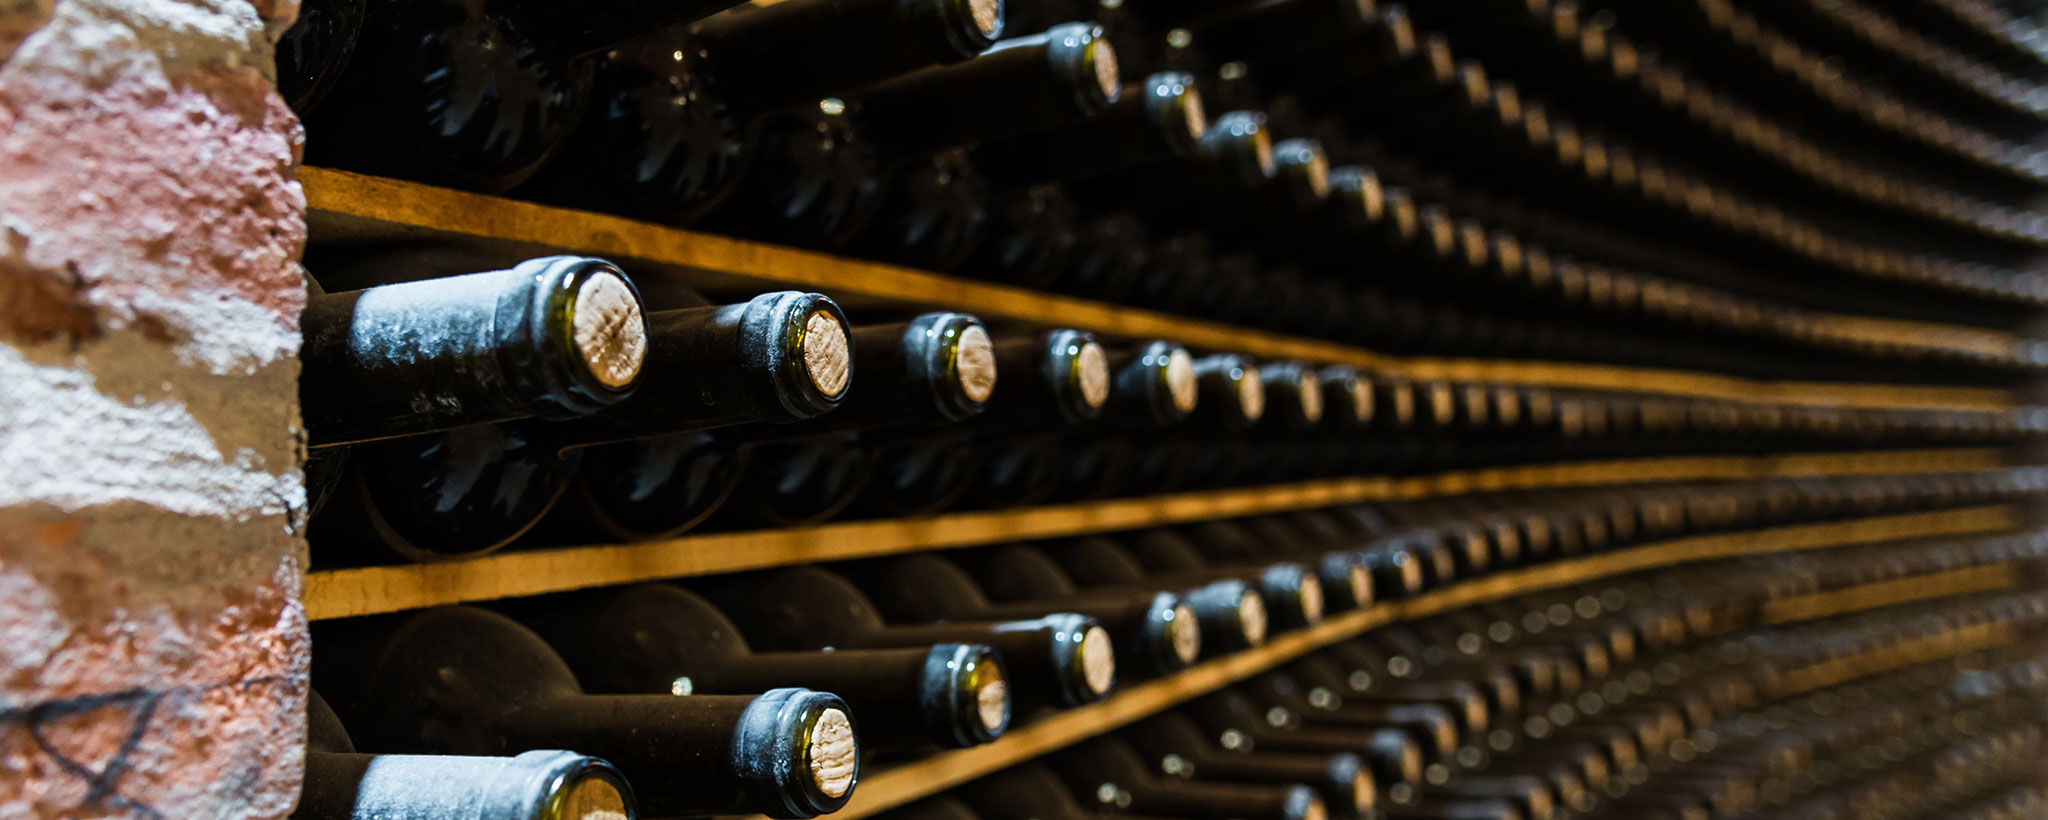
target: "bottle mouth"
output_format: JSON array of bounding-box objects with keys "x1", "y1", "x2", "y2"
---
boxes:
[
  {"x1": 743, "y1": 688, "x2": 858, "y2": 816},
  {"x1": 540, "y1": 754, "x2": 634, "y2": 820},
  {"x1": 1205, "y1": 110, "x2": 1276, "y2": 184},
  {"x1": 1147, "y1": 72, "x2": 1208, "y2": 156},
  {"x1": 533, "y1": 258, "x2": 651, "y2": 413},
  {"x1": 1062, "y1": 24, "x2": 1123, "y2": 113},
  {"x1": 936, "y1": 0, "x2": 1004, "y2": 55},
  {"x1": 1043, "y1": 613, "x2": 1118, "y2": 703},
  {"x1": 1274, "y1": 139, "x2": 1331, "y2": 205},
  {"x1": 912, "y1": 312, "x2": 997, "y2": 421},
  {"x1": 930, "y1": 643, "x2": 1010, "y2": 745},
  {"x1": 1291, "y1": 788, "x2": 1329, "y2": 820},
  {"x1": 1344, "y1": 766, "x2": 1375, "y2": 817}
]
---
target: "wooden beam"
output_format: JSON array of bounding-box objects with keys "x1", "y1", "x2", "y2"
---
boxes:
[
  {"x1": 299, "y1": 167, "x2": 2017, "y2": 412},
  {"x1": 304, "y1": 448, "x2": 2007, "y2": 621}
]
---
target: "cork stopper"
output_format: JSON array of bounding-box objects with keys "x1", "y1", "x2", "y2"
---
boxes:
[
  {"x1": 571, "y1": 272, "x2": 647, "y2": 390},
  {"x1": 1349, "y1": 378, "x2": 1374, "y2": 424},
  {"x1": 968, "y1": 0, "x2": 1001, "y2": 37},
  {"x1": 955, "y1": 324, "x2": 997, "y2": 403},
  {"x1": 1298, "y1": 575, "x2": 1325, "y2": 624},
  {"x1": 1347, "y1": 565, "x2": 1372, "y2": 607},
  {"x1": 1079, "y1": 625, "x2": 1117, "y2": 695},
  {"x1": 555, "y1": 775, "x2": 631, "y2": 820},
  {"x1": 1090, "y1": 39, "x2": 1121, "y2": 101},
  {"x1": 1075, "y1": 341, "x2": 1111, "y2": 409},
  {"x1": 802, "y1": 311, "x2": 852, "y2": 399},
  {"x1": 976, "y1": 674, "x2": 1009, "y2": 733},
  {"x1": 1302, "y1": 797, "x2": 1329, "y2": 820},
  {"x1": 1169, "y1": 603, "x2": 1202, "y2": 664},
  {"x1": 1238, "y1": 590, "x2": 1270, "y2": 646},
  {"x1": 1166, "y1": 348, "x2": 1198, "y2": 414},
  {"x1": 1181, "y1": 87, "x2": 1209, "y2": 142},
  {"x1": 1297, "y1": 372, "x2": 1324, "y2": 423},
  {"x1": 1237, "y1": 368, "x2": 1267, "y2": 422},
  {"x1": 1351, "y1": 772, "x2": 1374, "y2": 813},
  {"x1": 808, "y1": 707, "x2": 858, "y2": 798}
]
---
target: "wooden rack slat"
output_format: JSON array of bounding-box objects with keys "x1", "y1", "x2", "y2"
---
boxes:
[
  {"x1": 1761, "y1": 562, "x2": 2024, "y2": 624},
  {"x1": 299, "y1": 167, "x2": 2017, "y2": 411},
  {"x1": 304, "y1": 447, "x2": 2008, "y2": 621},
  {"x1": 753, "y1": 505, "x2": 2023, "y2": 820}
]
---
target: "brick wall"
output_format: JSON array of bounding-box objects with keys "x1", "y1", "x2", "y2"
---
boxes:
[{"x1": 0, "y1": 0, "x2": 308, "y2": 816}]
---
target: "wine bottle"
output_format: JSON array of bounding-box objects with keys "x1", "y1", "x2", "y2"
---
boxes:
[
  {"x1": 974, "y1": 70, "x2": 1212, "y2": 189},
  {"x1": 861, "y1": 328, "x2": 1108, "y2": 515},
  {"x1": 1040, "y1": 339, "x2": 1198, "y2": 501},
  {"x1": 843, "y1": 22, "x2": 1132, "y2": 269},
  {"x1": 1184, "y1": 690, "x2": 1429, "y2": 800},
  {"x1": 296, "y1": 690, "x2": 637, "y2": 820},
  {"x1": 1122, "y1": 528, "x2": 1329, "y2": 630},
  {"x1": 274, "y1": 0, "x2": 364, "y2": 114},
  {"x1": 1045, "y1": 736, "x2": 1331, "y2": 820},
  {"x1": 301, "y1": 256, "x2": 650, "y2": 448},
  {"x1": 1122, "y1": 712, "x2": 1380, "y2": 820},
  {"x1": 295, "y1": 0, "x2": 757, "y2": 192},
  {"x1": 844, "y1": 550, "x2": 1195, "y2": 680},
  {"x1": 1190, "y1": 518, "x2": 1375, "y2": 612},
  {"x1": 315, "y1": 291, "x2": 850, "y2": 560},
  {"x1": 717, "y1": 311, "x2": 994, "y2": 526},
  {"x1": 509, "y1": 584, "x2": 1008, "y2": 750},
  {"x1": 700, "y1": 566, "x2": 1118, "y2": 709},
  {"x1": 312, "y1": 606, "x2": 859, "y2": 818},
  {"x1": 1043, "y1": 534, "x2": 1273, "y2": 652},
  {"x1": 953, "y1": 543, "x2": 1206, "y2": 676}
]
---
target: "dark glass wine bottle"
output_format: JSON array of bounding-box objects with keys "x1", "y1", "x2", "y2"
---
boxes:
[
  {"x1": 312, "y1": 606, "x2": 858, "y2": 818},
  {"x1": 301, "y1": 256, "x2": 649, "y2": 448},
  {"x1": 1042, "y1": 535, "x2": 1271, "y2": 652},
  {"x1": 1044, "y1": 735, "x2": 1331, "y2": 820},
  {"x1": 1122, "y1": 528, "x2": 1328, "y2": 630},
  {"x1": 1184, "y1": 690, "x2": 1429, "y2": 799},
  {"x1": 953, "y1": 543, "x2": 1205, "y2": 676},
  {"x1": 700, "y1": 566, "x2": 1117, "y2": 709},
  {"x1": 510, "y1": 583, "x2": 1009, "y2": 750},
  {"x1": 296, "y1": 689, "x2": 638, "y2": 820},
  {"x1": 296, "y1": 0, "x2": 757, "y2": 192},
  {"x1": 274, "y1": 0, "x2": 365, "y2": 114},
  {"x1": 1121, "y1": 712, "x2": 1379, "y2": 820},
  {"x1": 891, "y1": 328, "x2": 1104, "y2": 511},
  {"x1": 843, "y1": 550, "x2": 1196, "y2": 681},
  {"x1": 716, "y1": 311, "x2": 992, "y2": 527},
  {"x1": 315, "y1": 290, "x2": 848, "y2": 561}
]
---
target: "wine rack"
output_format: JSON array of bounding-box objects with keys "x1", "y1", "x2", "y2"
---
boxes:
[
  {"x1": 760, "y1": 505, "x2": 2025, "y2": 820},
  {"x1": 302, "y1": 167, "x2": 2020, "y2": 411},
  {"x1": 271, "y1": 0, "x2": 2048, "y2": 817}
]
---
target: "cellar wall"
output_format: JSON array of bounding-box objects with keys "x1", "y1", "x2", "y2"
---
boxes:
[{"x1": 0, "y1": 0, "x2": 308, "y2": 817}]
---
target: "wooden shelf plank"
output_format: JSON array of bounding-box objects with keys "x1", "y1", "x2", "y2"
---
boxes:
[
  {"x1": 299, "y1": 167, "x2": 2017, "y2": 412},
  {"x1": 304, "y1": 447, "x2": 2008, "y2": 620},
  {"x1": 1761, "y1": 563, "x2": 2023, "y2": 625},
  {"x1": 765, "y1": 505, "x2": 2024, "y2": 820}
]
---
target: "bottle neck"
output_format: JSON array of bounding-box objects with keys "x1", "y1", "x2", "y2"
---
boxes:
[
  {"x1": 857, "y1": 22, "x2": 1121, "y2": 159},
  {"x1": 536, "y1": 0, "x2": 751, "y2": 60},
  {"x1": 506, "y1": 689, "x2": 855, "y2": 817},
  {"x1": 693, "y1": 0, "x2": 1002, "y2": 116}
]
